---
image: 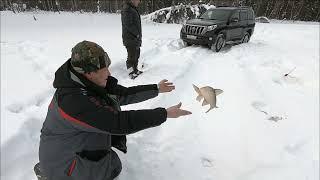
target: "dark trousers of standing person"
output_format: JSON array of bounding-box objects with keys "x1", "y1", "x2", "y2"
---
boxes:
[{"x1": 125, "y1": 46, "x2": 140, "y2": 73}]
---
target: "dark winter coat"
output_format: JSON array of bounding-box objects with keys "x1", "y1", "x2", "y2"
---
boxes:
[
  {"x1": 39, "y1": 59, "x2": 167, "y2": 180},
  {"x1": 121, "y1": 2, "x2": 142, "y2": 47}
]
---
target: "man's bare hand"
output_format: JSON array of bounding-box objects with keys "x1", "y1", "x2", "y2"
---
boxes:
[
  {"x1": 166, "y1": 102, "x2": 192, "y2": 118},
  {"x1": 158, "y1": 79, "x2": 175, "y2": 93}
]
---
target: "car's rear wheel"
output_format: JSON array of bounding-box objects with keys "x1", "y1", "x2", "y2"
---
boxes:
[
  {"x1": 211, "y1": 34, "x2": 225, "y2": 52},
  {"x1": 241, "y1": 32, "x2": 251, "y2": 43}
]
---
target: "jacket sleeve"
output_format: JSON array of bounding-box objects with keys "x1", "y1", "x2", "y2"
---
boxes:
[
  {"x1": 59, "y1": 92, "x2": 167, "y2": 135},
  {"x1": 117, "y1": 84, "x2": 159, "y2": 105},
  {"x1": 121, "y1": 9, "x2": 140, "y2": 38},
  {"x1": 105, "y1": 76, "x2": 159, "y2": 106}
]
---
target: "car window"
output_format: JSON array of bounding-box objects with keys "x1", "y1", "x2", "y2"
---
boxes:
[
  {"x1": 240, "y1": 11, "x2": 247, "y2": 21},
  {"x1": 230, "y1": 10, "x2": 240, "y2": 20},
  {"x1": 248, "y1": 10, "x2": 255, "y2": 20},
  {"x1": 200, "y1": 9, "x2": 232, "y2": 21}
]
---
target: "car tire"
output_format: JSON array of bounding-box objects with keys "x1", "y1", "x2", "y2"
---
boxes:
[
  {"x1": 241, "y1": 32, "x2": 251, "y2": 43},
  {"x1": 183, "y1": 41, "x2": 192, "y2": 47},
  {"x1": 211, "y1": 34, "x2": 225, "y2": 52}
]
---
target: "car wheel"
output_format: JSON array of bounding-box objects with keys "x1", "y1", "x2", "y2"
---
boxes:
[
  {"x1": 241, "y1": 32, "x2": 250, "y2": 43},
  {"x1": 183, "y1": 41, "x2": 191, "y2": 47},
  {"x1": 211, "y1": 34, "x2": 225, "y2": 52}
]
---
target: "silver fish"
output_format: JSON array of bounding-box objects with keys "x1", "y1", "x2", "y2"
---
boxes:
[{"x1": 193, "y1": 84, "x2": 223, "y2": 113}]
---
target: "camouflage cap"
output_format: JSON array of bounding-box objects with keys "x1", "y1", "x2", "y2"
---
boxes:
[{"x1": 70, "y1": 41, "x2": 111, "y2": 73}]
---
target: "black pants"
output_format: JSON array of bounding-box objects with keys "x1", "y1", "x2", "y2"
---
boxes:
[
  {"x1": 110, "y1": 150, "x2": 122, "y2": 180},
  {"x1": 125, "y1": 46, "x2": 140, "y2": 71}
]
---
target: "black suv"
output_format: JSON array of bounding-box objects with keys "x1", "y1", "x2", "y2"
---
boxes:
[{"x1": 180, "y1": 6, "x2": 255, "y2": 52}]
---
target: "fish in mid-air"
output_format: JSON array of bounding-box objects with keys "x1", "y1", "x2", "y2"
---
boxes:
[{"x1": 193, "y1": 84, "x2": 223, "y2": 113}]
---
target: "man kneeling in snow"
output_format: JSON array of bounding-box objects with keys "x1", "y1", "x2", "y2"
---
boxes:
[{"x1": 36, "y1": 41, "x2": 191, "y2": 180}]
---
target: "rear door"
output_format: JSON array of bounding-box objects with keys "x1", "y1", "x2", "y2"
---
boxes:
[
  {"x1": 239, "y1": 10, "x2": 248, "y2": 38},
  {"x1": 247, "y1": 9, "x2": 256, "y2": 30},
  {"x1": 227, "y1": 10, "x2": 242, "y2": 40}
]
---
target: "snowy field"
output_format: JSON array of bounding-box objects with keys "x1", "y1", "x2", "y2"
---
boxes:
[{"x1": 1, "y1": 11, "x2": 319, "y2": 180}]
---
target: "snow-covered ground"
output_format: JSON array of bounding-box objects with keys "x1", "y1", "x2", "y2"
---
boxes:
[{"x1": 1, "y1": 11, "x2": 319, "y2": 180}]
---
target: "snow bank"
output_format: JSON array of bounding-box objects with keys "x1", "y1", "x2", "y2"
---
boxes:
[
  {"x1": 142, "y1": 4, "x2": 215, "y2": 24},
  {"x1": 256, "y1": 16, "x2": 270, "y2": 23}
]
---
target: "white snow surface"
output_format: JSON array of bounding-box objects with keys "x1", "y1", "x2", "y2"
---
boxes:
[{"x1": 1, "y1": 11, "x2": 319, "y2": 180}]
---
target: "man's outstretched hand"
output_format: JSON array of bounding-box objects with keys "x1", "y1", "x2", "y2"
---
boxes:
[
  {"x1": 166, "y1": 102, "x2": 192, "y2": 118},
  {"x1": 158, "y1": 80, "x2": 191, "y2": 118},
  {"x1": 158, "y1": 79, "x2": 175, "y2": 93}
]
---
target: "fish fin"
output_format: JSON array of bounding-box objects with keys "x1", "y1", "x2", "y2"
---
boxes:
[
  {"x1": 215, "y1": 89, "x2": 223, "y2": 96},
  {"x1": 196, "y1": 95, "x2": 203, "y2": 102},
  {"x1": 205, "y1": 106, "x2": 214, "y2": 113},
  {"x1": 202, "y1": 100, "x2": 209, "y2": 106},
  {"x1": 193, "y1": 84, "x2": 201, "y2": 94}
]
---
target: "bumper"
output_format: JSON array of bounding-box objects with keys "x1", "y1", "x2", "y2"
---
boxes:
[{"x1": 180, "y1": 31, "x2": 217, "y2": 45}]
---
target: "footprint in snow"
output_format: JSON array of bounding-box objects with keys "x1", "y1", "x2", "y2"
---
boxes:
[
  {"x1": 272, "y1": 74, "x2": 304, "y2": 86},
  {"x1": 6, "y1": 90, "x2": 53, "y2": 114},
  {"x1": 284, "y1": 140, "x2": 308, "y2": 155},
  {"x1": 6, "y1": 103, "x2": 24, "y2": 114},
  {"x1": 251, "y1": 101, "x2": 285, "y2": 122},
  {"x1": 201, "y1": 157, "x2": 214, "y2": 168}
]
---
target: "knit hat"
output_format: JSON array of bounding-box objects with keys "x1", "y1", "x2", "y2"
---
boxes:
[{"x1": 70, "y1": 41, "x2": 111, "y2": 73}]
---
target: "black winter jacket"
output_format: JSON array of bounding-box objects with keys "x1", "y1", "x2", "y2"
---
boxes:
[
  {"x1": 121, "y1": 2, "x2": 142, "y2": 47},
  {"x1": 39, "y1": 59, "x2": 167, "y2": 180}
]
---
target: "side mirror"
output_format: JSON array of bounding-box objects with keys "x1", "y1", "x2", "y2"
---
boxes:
[{"x1": 230, "y1": 18, "x2": 239, "y2": 23}]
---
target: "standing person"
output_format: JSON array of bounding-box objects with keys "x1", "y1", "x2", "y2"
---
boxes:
[
  {"x1": 121, "y1": 0, "x2": 143, "y2": 79},
  {"x1": 35, "y1": 41, "x2": 192, "y2": 180}
]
